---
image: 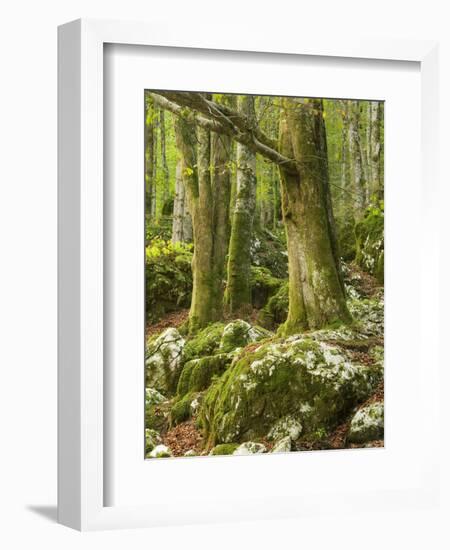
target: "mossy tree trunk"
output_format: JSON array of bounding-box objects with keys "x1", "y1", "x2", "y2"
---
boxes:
[
  {"x1": 211, "y1": 127, "x2": 232, "y2": 312},
  {"x1": 225, "y1": 95, "x2": 257, "y2": 315},
  {"x1": 370, "y1": 101, "x2": 384, "y2": 202},
  {"x1": 159, "y1": 109, "x2": 170, "y2": 209},
  {"x1": 278, "y1": 98, "x2": 351, "y2": 335},
  {"x1": 175, "y1": 109, "x2": 231, "y2": 332}
]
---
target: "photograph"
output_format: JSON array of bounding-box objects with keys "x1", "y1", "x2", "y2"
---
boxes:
[{"x1": 144, "y1": 91, "x2": 384, "y2": 458}]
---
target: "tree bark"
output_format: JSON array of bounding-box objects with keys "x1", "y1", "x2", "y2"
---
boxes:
[
  {"x1": 370, "y1": 101, "x2": 383, "y2": 201},
  {"x1": 349, "y1": 101, "x2": 367, "y2": 217},
  {"x1": 171, "y1": 157, "x2": 192, "y2": 243},
  {"x1": 225, "y1": 95, "x2": 257, "y2": 315},
  {"x1": 144, "y1": 94, "x2": 155, "y2": 220},
  {"x1": 278, "y1": 98, "x2": 351, "y2": 334},
  {"x1": 159, "y1": 109, "x2": 170, "y2": 209}
]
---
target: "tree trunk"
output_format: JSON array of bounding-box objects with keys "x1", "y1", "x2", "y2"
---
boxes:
[
  {"x1": 278, "y1": 98, "x2": 351, "y2": 335},
  {"x1": 144, "y1": 94, "x2": 155, "y2": 220},
  {"x1": 225, "y1": 95, "x2": 257, "y2": 315},
  {"x1": 174, "y1": 115, "x2": 228, "y2": 332},
  {"x1": 349, "y1": 101, "x2": 367, "y2": 217},
  {"x1": 159, "y1": 109, "x2": 170, "y2": 209},
  {"x1": 171, "y1": 157, "x2": 192, "y2": 243},
  {"x1": 370, "y1": 101, "x2": 383, "y2": 201},
  {"x1": 211, "y1": 130, "x2": 232, "y2": 311}
]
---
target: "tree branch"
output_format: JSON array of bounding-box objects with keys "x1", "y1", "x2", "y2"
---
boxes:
[{"x1": 151, "y1": 92, "x2": 297, "y2": 173}]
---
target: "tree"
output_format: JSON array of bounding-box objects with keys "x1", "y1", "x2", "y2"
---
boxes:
[
  {"x1": 349, "y1": 100, "x2": 368, "y2": 216},
  {"x1": 278, "y1": 98, "x2": 351, "y2": 334},
  {"x1": 144, "y1": 94, "x2": 156, "y2": 219},
  {"x1": 225, "y1": 95, "x2": 257, "y2": 315},
  {"x1": 171, "y1": 155, "x2": 192, "y2": 243},
  {"x1": 154, "y1": 91, "x2": 351, "y2": 333},
  {"x1": 369, "y1": 101, "x2": 383, "y2": 201}
]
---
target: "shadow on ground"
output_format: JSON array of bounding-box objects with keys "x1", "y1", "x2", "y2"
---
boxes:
[{"x1": 27, "y1": 505, "x2": 57, "y2": 523}]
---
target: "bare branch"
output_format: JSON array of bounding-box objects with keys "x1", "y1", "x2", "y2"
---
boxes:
[{"x1": 151, "y1": 91, "x2": 297, "y2": 173}]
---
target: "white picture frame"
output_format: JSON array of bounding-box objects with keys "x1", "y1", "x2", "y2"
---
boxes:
[{"x1": 58, "y1": 18, "x2": 440, "y2": 531}]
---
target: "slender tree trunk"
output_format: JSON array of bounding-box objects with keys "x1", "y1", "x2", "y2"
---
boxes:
[
  {"x1": 175, "y1": 118, "x2": 222, "y2": 333},
  {"x1": 225, "y1": 95, "x2": 257, "y2": 315},
  {"x1": 171, "y1": 157, "x2": 192, "y2": 243},
  {"x1": 151, "y1": 106, "x2": 158, "y2": 218},
  {"x1": 144, "y1": 94, "x2": 155, "y2": 220},
  {"x1": 370, "y1": 101, "x2": 383, "y2": 201},
  {"x1": 278, "y1": 98, "x2": 351, "y2": 335},
  {"x1": 349, "y1": 101, "x2": 367, "y2": 217},
  {"x1": 160, "y1": 109, "x2": 170, "y2": 209},
  {"x1": 211, "y1": 130, "x2": 232, "y2": 310}
]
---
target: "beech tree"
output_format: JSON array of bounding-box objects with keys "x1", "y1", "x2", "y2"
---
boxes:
[
  {"x1": 152, "y1": 91, "x2": 350, "y2": 333},
  {"x1": 225, "y1": 95, "x2": 257, "y2": 314}
]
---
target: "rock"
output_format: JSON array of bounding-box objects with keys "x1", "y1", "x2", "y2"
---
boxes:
[
  {"x1": 145, "y1": 328, "x2": 185, "y2": 395},
  {"x1": 355, "y1": 207, "x2": 384, "y2": 283},
  {"x1": 220, "y1": 320, "x2": 270, "y2": 353},
  {"x1": 271, "y1": 436, "x2": 292, "y2": 453},
  {"x1": 201, "y1": 336, "x2": 382, "y2": 446},
  {"x1": 209, "y1": 443, "x2": 239, "y2": 456},
  {"x1": 145, "y1": 428, "x2": 162, "y2": 452},
  {"x1": 250, "y1": 266, "x2": 284, "y2": 308},
  {"x1": 170, "y1": 392, "x2": 203, "y2": 426},
  {"x1": 184, "y1": 449, "x2": 197, "y2": 457},
  {"x1": 267, "y1": 416, "x2": 302, "y2": 441},
  {"x1": 177, "y1": 353, "x2": 232, "y2": 397},
  {"x1": 147, "y1": 444, "x2": 172, "y2": 458},
  {"x1": 233, "y1": 442, "x2": 267, "y2": 456},
  {"x1": 182, "y1": 323, "x2": 225, "y2": 363},
  {"x1": 145, "y1": 393, "x2": 171, "y2": 433},
  {"x1": 257, "y1": 282, "x2": 289, "y2": 330},
  {"x1": 347, "y1": 402, "x2": 384, "y2": 444},
  {"x1": 145, "y1": 387, "x2": 166, "y2": 406}
]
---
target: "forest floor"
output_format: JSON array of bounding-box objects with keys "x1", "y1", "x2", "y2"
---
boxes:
[{"x1": 146, "y1": 262, "x2": 384, "y2": 458}]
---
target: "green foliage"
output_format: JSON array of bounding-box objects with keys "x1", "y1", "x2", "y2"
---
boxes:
[
  {"x1": 251, "y1": 228, "x2": 288, "y2": 279},
  {"x1": 145, "y1": 238, "x2": 193, "y2": 323}
]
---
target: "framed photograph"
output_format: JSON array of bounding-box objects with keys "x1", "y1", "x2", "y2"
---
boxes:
[{"x1": 58, "y1": 18, "x2": 440, "y2": 530}]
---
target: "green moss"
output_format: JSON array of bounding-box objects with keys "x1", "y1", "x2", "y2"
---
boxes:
[
  {"x1": 209, "y1": 443, "x2": 239, "y2": 455},
  {"x1": 182, "y1": 323, "x2": 225, "y2": 363},
  {"x1": 257, "y1": 282, "x2": 289, "y2": 330},
  {"x1": 177, "y1": 354, "x2": 232, "y2": 397},
  {"x1": 170, "y1": 393, "x2": 195, "y2": 426},
  {"x1": 200, "y1": 336, "x2": 382, "y2": 447},
  {"x1": 250, "y1": 266, "x2": 284, "y2": 308},
  {"x1": 220, "y1": 320, "x2": 271, "y2": 353}
]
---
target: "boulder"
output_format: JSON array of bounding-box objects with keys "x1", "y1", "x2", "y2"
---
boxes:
[
  {"x1": 220, "y1": 320, "x2": 270, "y2": 353},
  {"x1": 209, "y1": 443, "x2": 239, "y2": 456},
  {"x1": 146, "y1": 444, "x2": 172, "y2": 458},
  {"x1": 145, "y1": 428, "x2": 162, "y2": 453},
  {"x1": 347, "y1": 402, "x2": 384, "y2": 444},
  {"x1": 271, "y1": 436, "x2": 292, "y2": 453},
  {"x1": 233, "y1": 442, "x2": 267, "y2": 455},
  {"x1": 145, "y1": 328, "x2": 185, "y2": 395},
  {"x1": 201, "y1": 336, "x2": 382, "y2": 446}
]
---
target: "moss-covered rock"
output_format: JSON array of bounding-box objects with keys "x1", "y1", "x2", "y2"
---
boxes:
[
  {"x1": 250, "y1": 266, "x2": 284, "y2": 308},
  {"x1": 182, "y1": 323, "x2": 225, "y2": 363},
  {"x1": 233, "y1": 442, "x2": 267, "y2": 455},
  {"x1": 177, "y1": 354, "x2": 232, "y2": 397},
  {"x1": 347, "y1": 402, "x2": 384, "y2": 443},
  {"x1": 250, "y1": 228, "x2": 288, "y2": 279},
  {"x1": 145, "y1": 428, "x2": 162, "y2": 453},
  {"x1": 271, "y1": 436, "x2": 292, "y2": 453},
  {"x1": 209, "y1": 443, "x2": 239, "y2": 456},
  {"x1": 220, "y1": 320, "x2": 271, "y2": 353},
  {"x1": 146, "y1": 444, "x2": 172, "y2": 458},
  {"x1": 267, "y1": 416, "x2": 303, "y2": 441},
  {"x1": 355, "y1": 207, "x2": 384, "y2": 283},
  {"x1": 257, "y1": 282, "x2": 289, "y2": 330},
  {"x1": 145, "y1": 395, "x2": 171, "y2": 433},
  {"x1": 145, "y1": 328, "x2": 185, "y2": 395},
  {"x1": 200, "y1": 336, "x2": 382, "y2": 447}
]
